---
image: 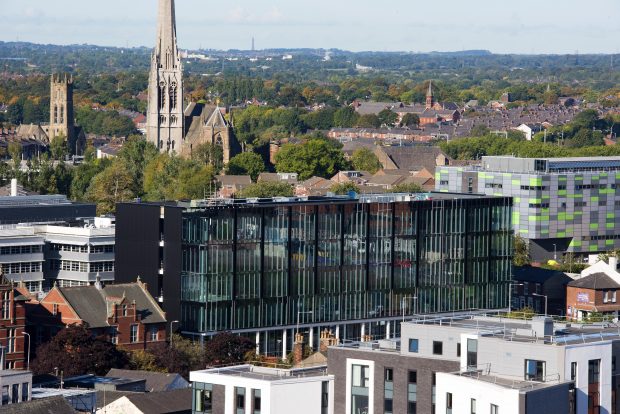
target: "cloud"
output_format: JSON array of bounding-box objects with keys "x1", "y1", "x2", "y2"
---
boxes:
[
  {"x1": 226, "y1": 6, "x2": 284, "y2": 24},
  {"x1": 23, "y1": 7, "x2": 43, "y2": 19}
]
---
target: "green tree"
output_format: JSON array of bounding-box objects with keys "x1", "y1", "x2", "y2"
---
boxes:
[
  {"x1": 355, "y1": 114, "x2": 381, "y2": 128},
  {"x1": 226, "y1": 152, "x2": 266, "y2": 181},
  {"x1": 237, "y1": 181, "x2": 294, "y2": 198},
  {"x1": 50, "y1": 135, "x2": 68, "y2": 160},
  {"x1": 333, "y1": 106, "x2": 359, "y2": 128},
  {"x1": 330, "y1": 182, "x2": 360, "y2": 195},
  {"x1": 470, "y1": 125, "x2": 490, "y2": 137},
  {"x1": 378, "y1": 109, "x2": 398, "y2": 127},
  {"x1": 351, "y1": 148, "x2": 382, "y2": 173},
  {"x1": 71, "y1": 159, "x2": 110, "y2": 200},
  {"x1": 117, "y1": 136, "x2": 159, "y2": 195},
  {"x1": 8, "y1": 142, "x2": 21, "y2": 172},
  {"x1": 392, "y1": 182, "x2": 424, "y2": 193},
  {"x1": 400, "y1": 113, "x2": 420, "y2": 128},
  {"x1": 513, "y1": 235, "x2": 531, "y2": 267},
  {"x1": 192, "y1": 143, "x2": 224, "y2": 172},
  {"x1": 275, "y1": 137, "x2": 350, "y2": 180},
  {"x1": 86, "y1": 161, "x2": 136, "y2": 214}
]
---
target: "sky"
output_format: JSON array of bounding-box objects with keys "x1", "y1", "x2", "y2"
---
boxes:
[{"x1": 0, "y1": 0, "x2": 619, "y2": 54}]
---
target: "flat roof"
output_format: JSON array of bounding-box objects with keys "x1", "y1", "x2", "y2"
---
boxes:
[
  {"x1": 446, "y1": 371, "x2": 569, "y2": 392},
  {"x1": 194, "y1": 364, "x2": 329, "y2": 382}
]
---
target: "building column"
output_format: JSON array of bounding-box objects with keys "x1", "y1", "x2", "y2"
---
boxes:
[
  {"x1": 360, "y1": 323, "x2": 366, "y2": 341},
  {"x1": 282, "y1": 329, "x2": 287, "y2": 361},
  {"x1": 264, "y1": 331, "x2": 269, "y2": 356},
  {"x1": 309, "y1": 326, "x2": 314, "y2": 350},
  {"x1": 386, "y1": 321, "x2": 391, "y2": 339},
  {"x1": 335, "y1": 325, "x2": 340, "y2": 341},
  {"x1": 255, "y1": 332, "x2": 260, "y2": 355}
]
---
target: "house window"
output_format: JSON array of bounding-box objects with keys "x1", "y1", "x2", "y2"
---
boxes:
[
  {"x1": 110, "y1": 326, "x2": 118, "y2": 345},
  {"x1": 467, "y1": 339, "x2": 478, "y2": 369},
  {"x1": 193, "y1": 383, "x2": 212, "y2": 413},
  {"x1": 446, "y1": 393, "x2": 453, "y2": 414},
  {"x1": 408, "y1": 370, "x2": 417, "y2": 414},
  {"x1": 384, "y1": 368, "x2": 394, "y2": 414},
  {"x1": 122, "y1": 305, "x2": 128, "y2": 317},
  {"x1": 7, "y1": 329, "x2": 15, "y2": 353},
  {"x1": 490, "y1": 404, "x2": 499, "y2": 414},
  {"x1": 11, "y1": 384, "x2": 18, "y2": 404},
  {"x1": 2, "y1": 386, "x2": 7, "y2": 405},
  {"x1": 433, "y1": 341, "x2": 443, "y2": 355},
  {"x1": 571, "y1": 362, "x2": 577, "y2": 382},
  {"x1": 52, "y1": 304, "x2": 58, "y2": 316},
  {"x1": 588, "y1": 359, "x2": 600, "y2": 384},
  {"x1": 252, "y1": 389, "x2": 261, "y2": 414},
  {"x1": 130, "y1": 325, "x2": 138, "y2": 343},
  {"x1": 408, "y1": 338, "x2": 419, "y2": 353},
  {"x1": 2, "y1": 292, "x2": 9, "y2": 319},
  {"x1": 321, "y1": 381, "x2": 329, "y2": 414},
  {"x1": 524, "y1": 359, "x2": 545, "y2": 381},
  {"x1": 471, "y1": 398, "x2": 476, "y2": 414},
  {"x1": 235, "y1": 387, "x2": 245, "y2": 414},
  {"x1": 21, "y1": 383, "x2": 28, "y2": 402},
  {"x1": 457, "y1": 343, "x2": 461, "y2": 357},
  {"x1": 149, "y1": 326, "x2": 158, "y2": 342}
]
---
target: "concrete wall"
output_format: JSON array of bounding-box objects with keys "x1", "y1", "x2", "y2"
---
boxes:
[
  {"x1": 271, "y1": 378, "x2": 333, "y2": 414},
  {"x1": 436, "y1": 372, "x2": 520, "y2": 414},
  {"x1": 565, "y1": 341, "x2": 613, "y2": 414},
  {"x1": 328, "y1": 347, "x2": 458, "y2": 414},
  {"x1": 400, "y1": 322, "x2": 471, "y2": 361}
]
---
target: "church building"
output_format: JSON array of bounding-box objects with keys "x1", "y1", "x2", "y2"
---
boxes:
[{"x1": 146, "y1": 0, "x2": 239, "y2": 162}]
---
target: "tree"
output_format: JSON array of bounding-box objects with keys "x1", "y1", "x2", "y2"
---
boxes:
[
  {"x1": 333, "y1": 106, "x2": 359, "y2": 128},
  {"x1": 330, "y1": 182, "x2": 360, "y2": 195},
  {"x1": 86, "y1": 161, "x2": 136, "y2": 214},
  {"x1": 275, "y1": 137, "x2": 350, "y2": 180},
  {"x1": 203, "y1": 332, "x2": 255, "y2": 366},
  {"x1": 31, "y1": 325, "x2": 128, "y2": 376},
  {"x1": 400, "y1": 113, "x2": 420, "y2": 128},
  {"x1": 355, "y1": 114, "x2": 381, "y2": 128},
  {"x1": 392, "y1": 182, "x2": 424, "y2": 193},
  {"x1": 237, "y1": 181, "x2": 294, "y2": 198},
  {"x1": 513, "y1": 235, "x2": 531, "y2": 267},
  {"x1": 226, "y1": 152, "x2": 266, "y2": 181},
  {"x1": 470, "y1": 125, "x2": 490, "y2": 137},
  {"x1": 117, "y1": 136, "x2": 159, "y2": 194},
  {"x1": 50, "y1": 135, "x2": 68, "y2": 161},
  {"x1": 351, "y1": 148, "x2": 382, "y2": 174},
  {"x1": 378, "y1": 109, "x2": 398, "y2": 127},
  {"x1": 8, "y1": 142, "x2": 21, "y2": 171},
  {"x1": 71, "y1": 158, "x2": 110, "y2": 201}
]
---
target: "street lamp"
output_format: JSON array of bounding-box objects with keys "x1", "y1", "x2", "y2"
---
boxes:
[
  {"x1": 21, "y1": 332, "x2": 30, "y2": 371},
  {"x1": 532, "y1": 293, "x2": 548, "y2": 317},
  {"x1": 169, "y1": 320, "x2": 180, "y2": 347},
  {"x1": 508, "y1": 283, "x2": 524, "y2": 313},
  {"x1": 553, "y1": 244, "x2": 557, "y2": 261},
  {"x1": 401, "y1": 296, "x2": 417, "y2": 322}
]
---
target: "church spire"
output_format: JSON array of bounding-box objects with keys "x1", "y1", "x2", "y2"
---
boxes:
[
  {"x1": 147, "y1": 0, "x2": 184, "y2": 153},
  {"x1": 425, "y1": 80, "x2": 435, "y2": 109}
]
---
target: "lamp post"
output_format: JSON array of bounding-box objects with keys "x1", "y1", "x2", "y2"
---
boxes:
[
  {"x1": 401, "y1": 296, "x2": 417, "y2": 322},
  {"x1": 553, "y1": 244, "x2": 557, "y2": 261},
  {"x1": 169, "y1": 320, "x2": 179, "y2": 348},
  {"x1": 532, "y1": 293, "x2": 548, "y2": 316},
  {"x1": 508, "y1": 283, "x2": 524, "y2": 313},
  {"x1": 21, "y1": 332, "x2": 30, "y2": 371}
]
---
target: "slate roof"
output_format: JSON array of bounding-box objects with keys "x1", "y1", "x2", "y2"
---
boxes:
[
  {"x1": 0, "y1": 396, "x2": 76, "y2": 414},
  {"x1": 106, "y1": 369, "x2": 188, "y2": 393},
  {"x1": 378, "y1": 146, "x2": 448, "y2": 172},
  {"x1": 56, "y1": 282, "x2": 166, "y2": 329},
  {"x1": 216, "y1": 175, "x2": 252, "y2": 187},
  {"x1": 568, "y1": 273, "x2": 620, "y2": 290},
  {"x1": 95, "y1": 390, "x2": 136, "y2": 409},
  {"x1": 121, "y1": 389, "x2": 192, "y2": 414}
]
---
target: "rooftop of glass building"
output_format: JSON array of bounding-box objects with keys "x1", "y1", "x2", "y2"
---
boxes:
[{"x1": 470, "y1": 155, "x2": 620, "y2": 174}]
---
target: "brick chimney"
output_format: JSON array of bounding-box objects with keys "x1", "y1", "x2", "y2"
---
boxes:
[
  {"x1": 319, "y1": 329, "x2": 338, "y2": 353},
  {"x1": 293, "y1": 333, "x2": 304, "y2": 366}
]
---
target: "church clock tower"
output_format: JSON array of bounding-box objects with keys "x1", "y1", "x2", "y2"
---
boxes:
[{"x1": 147, "y1": 0, "x2": 184, "y2": 153}]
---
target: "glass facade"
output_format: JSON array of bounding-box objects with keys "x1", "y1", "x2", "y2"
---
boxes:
[{"x1": 180, "y1": 196, "x2": 513, "y2": 334}]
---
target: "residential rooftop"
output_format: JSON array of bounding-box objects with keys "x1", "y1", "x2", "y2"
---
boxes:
[
  {"x1": 193, "y1": 364, "x2": 329, "y2": 382},
  {"x1": 446, "y1": 370, "x2": 567, "y2": 392}
]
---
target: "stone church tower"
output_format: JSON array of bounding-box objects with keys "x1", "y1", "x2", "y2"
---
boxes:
[
  {"x1": 49, "y1": 74, "x2": 75, "y2": 146},
  {"x1": 147, "y1": 0, "x2": 184, "y2": 153},
  {"x1": 425, "y1": 80, "x2": 435, "y2": 110}
]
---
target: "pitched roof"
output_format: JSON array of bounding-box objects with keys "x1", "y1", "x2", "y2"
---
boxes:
[
  {"x1": 568, "y1": 273, "x2": 620, "y2": 290},
  {"x1": 120, "y1": 389, "x2": 192, "y2": 414},
  {"x1": 216, "y1": 175, "x2": 252, "y2": 187},
  {"x1": 55, "y1": 282, "x2": 166, "y2": 329},
  {"x1": 0, "y1": 396, "x2": 76, "y2": 414},
  {"x1": 378, "y1": 146, "x2": 448, "y2": 172},
  {"x1": 95, "y1": 390, "x2": 136, "y2": 408},
  {"x1": 106, "y1": 369, "x2": 188, "y2": 393}
]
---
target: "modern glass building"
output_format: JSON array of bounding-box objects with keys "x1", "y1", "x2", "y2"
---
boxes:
[
  {"x1": 436, "y1": 156, "x2": 620, "y2": 261},
  {"x1": 116, "y1": 193, "x2": 512, "y2": 357}
]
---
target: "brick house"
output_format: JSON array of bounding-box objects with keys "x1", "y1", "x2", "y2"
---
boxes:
[
  {"x1": 0, "y1": 275, "x2": 27, "y2": 370},
  {"x1": 566, "y1": 257, "x2": 620, "y2": 321},
  {"x1": 30, "y1": 278, "x2": 167, "y2": 351}
]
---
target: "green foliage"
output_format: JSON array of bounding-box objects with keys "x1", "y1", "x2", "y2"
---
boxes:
[
  {"x1": 75, "y1": 106, "x2": 136, "y2": 136},
  {"x1": 117, "y1": 136, "x2": 159, "y2": 195},
  {"x1": 355, "y1": 114, "x2": 381, "y2": 128},
  {"x1": 86, "y1": 160, "x2": 136, "y2": 214},
  {"x1": 400, "y1": 113, "x2": 420, "y2": 127},
  {"x1": 50, "y1": 135, "x2": 68, "y2": 160},
  {"x1": 233, "y1": 106, "x2": 308, "y2": 147},
  {"x1": 351, "y1": 147, "x2": 382, "y2": 174},
  {"x1": 301, "y1": 108, "x2": 336, "y2": 130},
  {"x1": 226, "y1": 152, "x2": 266, "y2": 181},
  {"x1": 192, "y1": 143, "x2": 224, "y2": 172},
  {"x1": 513, "y1": 235, "x2": 531, "y2": 267},
  {"x1": 237, "y1": 181, "x2": 294, "y2": 198},
  {"x1": 378, "y1": 109, "x2": 398, "y2": 127},
  {"x1": 333, "y1": 106, "x2": 359, "y2": 128},
  {"x1": 143, "y1": 154, "x2": 216, "y2": 201},
  {"x1": 70, "y1": 158, "x2": 110, "y2": 200},
  {"x1": 330, "y1": 182, "x2": 360, "y2": 195},
  {"x1": 275, "y1": 136, "x2": 350, "y2": 180},
  {"x1": 504, "y1": 307, "x2": 535, "y2": 320},
  {"x1": 392, "y1": 182, "x2": 424, "y2": 193}
]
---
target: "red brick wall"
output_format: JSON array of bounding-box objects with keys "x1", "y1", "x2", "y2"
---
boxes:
[{"x1": 0, "y1": 287, "x2": 27, "y2": 369}]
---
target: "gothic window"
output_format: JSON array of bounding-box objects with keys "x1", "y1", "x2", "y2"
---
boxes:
[
  {"x1": 215, "y1": 135, "x2": 223, "y2": 146},
  {"x1": 159, "y1": 81, "x2": 166, "y2": 110},
  {"x1": 60, "y1": 106, "x2": 64, "y2": 123},
  {"x1": 159, "y1": 115, "x2": 166, "y2": 125},
  {"x1": 53, "y1": 106, "x2": 58, "y2": 124},
  {"x1": 169, "y1": 82, "x2": 177, "y2": 109},
  {"x1": 170, "y1": 115, "x2": 177, "y2": 125}
]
